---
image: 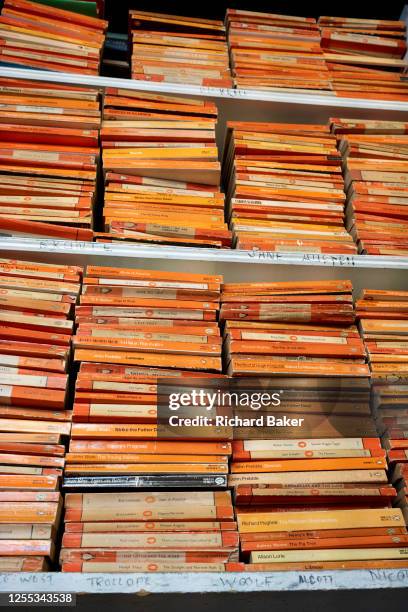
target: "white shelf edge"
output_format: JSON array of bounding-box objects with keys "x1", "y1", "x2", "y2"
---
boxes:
[
  {"x1": 1, "y1": 238, "x2": 408, "y2": 270},
  {"x1": 0, "y1": 569, "x2": 407, "y2": 593},
  {"x1": 1, "y1": 66, "x2": 408, "y2": 112}
]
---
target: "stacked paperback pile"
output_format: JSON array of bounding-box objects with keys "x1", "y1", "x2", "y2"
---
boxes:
[
  {"x1": 356, "y1": 289, "x2": 408, "y2": 526},
  {"x1": 0, "y1": 257, "x2": 82, "y2": 572},
  {"x1": 221, "y1": 279, "x2": 407, "y2": 570},
  {"x1": 224, "y1": 9, "x2": 408, "y2": 101},
  {"x1": 226, "y1": 9, "x2": 330, "y2": 93},
  {"x1": 356, "y1": 288, "x2": 408, "y2": 387},
  {"x1": 65, "y1": 264, "x2": 226, "y2": 490},
  {"x1": 129, "y1": 10, "x2": 232, "y2": 87},
  {"x1": 100, "y1": 90, "x2": 231, "y2": 247},
  {"x1": 319, "y1": 17, "x2": 408, "y2": 102},
  {"x1": 385, "y1": 430, "x2": 408, "y2": 526},
  {"x1": 231, "y1": 410, "x2": 408, "y2": 572},
  {"x1": 220, "y1": 279, "x2": 369, "y2": 377},
  {"x1": 0, "y1": 0, "x2": 107, "y2": 74},
  {"x1": 57, "y1": 264, "x2": 241, "y2": 572},
  {"x1": 331, "y1": 117, "x2": 408, "y2": 255},
  {"x1": 236, "y1": 504, "x2": 408, "y2": 570},
  {"x1": 222, "y1": 121, "x2": 356, "y2": 253},
  {"x1": 60, "y1": 490, "x2": 242, "y2": 572},
  {"x1": 0, "y1": 76, "x2": 99, "y2": 240}
]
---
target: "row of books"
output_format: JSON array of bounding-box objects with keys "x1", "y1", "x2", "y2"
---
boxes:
[
  {"x1": 222, "y1": 117, "x2": 408, "y2": 256},
  {"x1": 0, "y1": 75, "x2": 99, "y2": 241},
  {"x1": 226, "y1": 10, "x2": 330, "y2": 93},
  {"x1": 220, "y1": 279, "x2": 369, "y2": 378},
  {"x1": 357, "y1": 289, "x2": 408, "y2": 528},
  {"x1": 331, "y1": 118, "x2": 408, "y2": 255},
  {"x1": 0, "y1": 70, "x2": 405, "y2": 256},
  {"x1": 64, "y1": 264, "x2": 228, "y2": 488},
  {"x1": 227, "y1": 10, "x2": 408, "y2": 100},
  {"x1": 232, "y1": 433, "x2": 408, "y2": 570},
  {"x1": 222, "y1": 121, "x2": 355, "y2": 253},
  {"x1": 0, "y1": 258, "x2": 82, "y2": 572},
  {"x1": 222, "y1": 282, "x2": 408, "y2": 571},
  {"x1": 0, "y1": 0, "x2": 107, "y2": 74},
  {"x1": 59, "y1": 265, "x2": 240, "y2": 571},
  {"x1": 60, "y1": 267, "x2": 372, "y2": 572},
  {"x1": 0, "y1": 4, "x2": 406, "y2": 103},
  {"x1": 129, "y1": 10, "x2": 233, "y2": 87},
  {"x1": 97, "y1": 88, "x2": 231, "y2": 247},
  {"x1": 2, "y1": 260, "x2": 408, "y2": 572},
  {"x1": 60, "y1": 491, "x2": 242, "y2": 572},
  {"x1": 125, "y1": 9, "x2": 408, "y2": 102},
  {"x1": 319, "y1": 16, "x2": 408, "y2": 102}
]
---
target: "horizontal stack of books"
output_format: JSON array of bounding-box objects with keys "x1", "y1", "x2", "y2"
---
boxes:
[
  {"x1": 384, "y1": 436, "x2": 408, "y2": 526},
  {"x1": 319, "y1": 16, "x2": 408, "y2": 102},
  {"x1": 357, "y1": 289, "x2": 408, "y2": 528},
  {"x1": 356, "y1": 289, "x2": 408, "y2": 386},
  {"x1": 59, "y1": 264, "x2": 238, "y2": 572},
  {"x1": 331, "y1": 117, "x2": 408, "y2": 255},
  {"x1": 60, "y1": 490, "x2": 242, "y2": 572},
  {"x1": 220, "y1": 279, "x2": 369, "y2": 376},
  {"x1": 222, "y1": 121, "x2": 356, "y2": 253},
  {"x1": 224, "y1": 9, "x2": 407, "y2": 102},
  {"x1": 226, "y1": 9, "x2": 330, "y2": 93},
  {"x1": 63, "y1": 264, "x2": 226, "y2": 491},
  {"x1": 222, "y1": 292, "x2": 406, "y2": 570},
  {"x1": 0, "y1": 76, "x2": 99, "y2": 240},
  {"x1": 0, "y1": 257, "x2": 82, "y2": 571},
  {"x1": 99, "y1": 92, "x2": 231, "y2": 247},
  {"x1": 129, "y1": 10, "x2": 232, "y2": 87},
  {"x1": 238, "y1": 506, "x2": 408, "y2": 571},
  {"x1": 0, "y1": 0, "x2": 107, "y2": 74}
]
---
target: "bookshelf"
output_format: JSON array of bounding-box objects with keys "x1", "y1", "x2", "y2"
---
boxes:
[{"x1": 0, "y1": 7, "x2": 407, "y2": 603}]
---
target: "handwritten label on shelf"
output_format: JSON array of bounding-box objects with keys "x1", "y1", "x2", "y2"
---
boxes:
[
  {"x1": 0, "y1": 570, "x2": 407, "y2": 593},
  {"x1": 368, "y1": 569, "x2": 408, "y2": 585},
  {"x1": 85, "y1": 575, "x2": 152, "y2": 591},
  {"x1": 0, "y1": 573, "x2": 54, "y2": 587},
  {"x1": 301, "y1": 254, "x2": 356, "y2": 267},
  {"x1": 299, "y1": 574, "x2": 333, "y2": 586},
  {"x1": 38, "y1": 240, "x2": 113, "y2": 253},
  {"x1": 247, "y1": 251, "x2": 357, "y2": 267},
  {"x1": 197, "y1": 86, "x2": 249, "y2": 98},
  {"x1": 218, "y1": 575, "x2": 281, "y2": 590}
]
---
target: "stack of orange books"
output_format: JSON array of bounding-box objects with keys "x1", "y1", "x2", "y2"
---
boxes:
[
  {"x1": 60, "y1": 490, "x2": 243, "y2": 572},
  {"x1": 384, "y1": 437, "x2": 408, "y2": 526},
  {"x1": 356, "y1": 288, "x2": 408, "y2": 527},
  {"x1": 0, "y1": 257, "x2": 82, "y2": 571},
  {"x1": 220, "y1": 279, "x2": 369, "y2": 377},
  {"x1": 319, "y1": 17, "x2": 408, "y2": 102},
  {"x1": 237, "y1": 506, "x2": 408, "y2": 571},
  {"x1": 0, "y1": 0, "x2": 107, "y2": 74},
  {"x1": 63, "y1": 264, "x2": 228, "y2": 490},
  {"x1": 0, "y1": 76, "x2": 100, "y2": 241},
  {"x1": 129, "y1": 10, "x2": 232, "y2": 87},
  {"x1": 98, "y1": 89, "x2": 231, "y2": 247},
  {"x1": 222, "y1": 121, "x2": 356, "y2": 253},
  {"x1": 331, "y1": 117, "x2": 408, "y2": 255},
  {"x1": 225, "y1": 9, "x2": 331, "y2": 93},
  {"x1": 356, "y1": 289, "x2": 408, "y2": 386}
]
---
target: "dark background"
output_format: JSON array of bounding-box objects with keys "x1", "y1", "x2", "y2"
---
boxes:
[{"x1": 105, "y1": 1, "x2": 407, "y2": 32}]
